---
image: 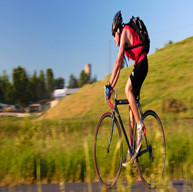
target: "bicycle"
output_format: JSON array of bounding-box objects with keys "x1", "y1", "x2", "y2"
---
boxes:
[{"x1": 94, "y1": 89, "x2": 166, "y2": 189}]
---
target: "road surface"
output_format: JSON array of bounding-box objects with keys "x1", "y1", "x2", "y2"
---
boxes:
[{"x1": 0, "y1": 181, "x2": 192, "y2": 192}]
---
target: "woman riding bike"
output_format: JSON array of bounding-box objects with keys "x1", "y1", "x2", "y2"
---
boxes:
[{"x1": 105, "y1": 10, "x2": 148, "y2": 165}]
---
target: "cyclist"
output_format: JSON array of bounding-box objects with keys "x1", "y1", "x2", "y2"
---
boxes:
[{"x1": 105, "y1": 11, "x2": 148, "y2": 166}]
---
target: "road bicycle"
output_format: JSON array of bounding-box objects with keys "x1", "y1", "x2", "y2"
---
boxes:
[{"x1": 94, "y1": 89, "x2": 166, "y2": 189}]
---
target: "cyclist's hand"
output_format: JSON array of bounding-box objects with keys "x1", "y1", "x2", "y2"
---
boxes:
[{"x1": 105, "y1": 83, "x2": 112, "y2": 99}]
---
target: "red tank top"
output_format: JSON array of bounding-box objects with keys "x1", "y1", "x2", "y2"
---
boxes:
[{"x1": 123, "y1": 25, "x2": 146, "y2": 66}]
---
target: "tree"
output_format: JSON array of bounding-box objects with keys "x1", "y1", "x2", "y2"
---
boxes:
[
  {"x1": 46, "y1": 68, "x2": 54, "y2": 99},
  {"x1": 165, "y1": 40, "x2": 173, "y2": 46},
  {"x1": 39, "y1": 70, "x2": 47, "y2": 100},
  {"x1": 0, "y1": 85, "x2": 3, "y2": 103},
  {"x1": 0, "y1": 68, "x2": 67, "y2": 105},
  {"x1": 0, "y1": 71, "x2": 10, "y2": 103},
  {"x1": 28, "y1": 71, "x2": 38, "y2": 102},
  {"x1": 54, "y1": 77, "x2": 65, "y2": 89},
  {"x1": 68, "y1": 74, "x2": 78, "y2": 88},
  {"x1": 4, "y1": 81, "x2": 13, "y2": 104},
  {"x1": 12, "y1": 66, "x2": 29, "y2": 106},
  {"x1": 78, "y1": 70, "x2": 90, "y2": 87}
]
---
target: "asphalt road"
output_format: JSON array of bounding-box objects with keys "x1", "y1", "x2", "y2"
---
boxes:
[{"x1": 0, "y1": 181, "x2": 192, "y2": 192}]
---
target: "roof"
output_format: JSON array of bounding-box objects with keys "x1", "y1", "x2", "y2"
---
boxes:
[{"x1": 53, "y1": 88, "x2": 80, "y2": 98}]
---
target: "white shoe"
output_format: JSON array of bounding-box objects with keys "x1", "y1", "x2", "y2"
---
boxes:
[
  {"x1": 135, "y1": 121, "x2": 146, "y2": 154},
  {"x1": 130, "y1": 121, "x2": 146, "y2": 163}
]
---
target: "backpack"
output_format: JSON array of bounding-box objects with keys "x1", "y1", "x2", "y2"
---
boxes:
[{"x1": 124, "y1": 16, "x2": 150, "y2": 54}]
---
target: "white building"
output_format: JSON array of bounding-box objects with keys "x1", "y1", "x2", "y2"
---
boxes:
[{"x1": 53, "y1": 88, "x2": 80, "y2": 99}]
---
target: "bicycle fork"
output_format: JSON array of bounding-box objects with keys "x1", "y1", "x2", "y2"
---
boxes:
[{"x1": 107, "y1": 111, "x2": 116, "y2": 153}]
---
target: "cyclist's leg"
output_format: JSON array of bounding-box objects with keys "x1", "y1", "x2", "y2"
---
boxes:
[
  {"x1": 126, "y1": 56, "x2": 148, "y2": 124},
  {"x1": 122, "y1": 104, "x2": 135, "y2": 167},
  {"x1": 122, "y1": 80, "x2": 139, "y2": 167},
  {"x1": 126, "y1": 58, "x2": 148, "y2": 157},
  {"x1": 129, "y1": 105, "x2": 134, "y2": 147},
  {"x1": 125, "y1": 78, "x2": 140, "y2": 125}
]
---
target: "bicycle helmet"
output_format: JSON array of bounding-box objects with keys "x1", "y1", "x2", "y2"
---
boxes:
[{"x1": 112, "y1": 10, "x2": 123, "y2": 36}]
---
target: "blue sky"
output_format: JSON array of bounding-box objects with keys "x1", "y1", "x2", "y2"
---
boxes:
[{"x1": 1, "y1": 0, "x2": 193, "y2": 86}]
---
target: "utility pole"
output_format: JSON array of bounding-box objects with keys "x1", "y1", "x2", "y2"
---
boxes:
[{"x1": 108, "y1": 40, "x2": 112, "y2": 74}]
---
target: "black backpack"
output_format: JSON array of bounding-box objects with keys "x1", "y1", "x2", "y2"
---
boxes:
[{"x1": 124, "y1": 16, "x2": 150, "y2": 54}]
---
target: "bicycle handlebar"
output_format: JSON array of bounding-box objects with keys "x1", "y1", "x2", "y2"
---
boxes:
[
  {"x1": 106, "y1": 89, "x2": 117, "y2": 110},
  {"x1": 107, "y1": 98, "x2": 114, "y2": 109}
]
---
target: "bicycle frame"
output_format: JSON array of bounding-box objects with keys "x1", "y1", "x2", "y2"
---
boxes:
[
  {"x1": 95, "y1": 89, "x2": 166, "y2": 189},
  {"x1": 108, "y1": 91, "x2": 149, "y2": 158}
]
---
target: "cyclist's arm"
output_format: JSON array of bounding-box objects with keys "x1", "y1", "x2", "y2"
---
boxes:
[{"x1": 109, "y1": 31, "x2": 126, "y2": 88}]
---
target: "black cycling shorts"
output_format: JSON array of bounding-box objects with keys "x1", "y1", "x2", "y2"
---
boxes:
[{"x1": 130, "y1": 56, "x2": 148, "y2": 98}]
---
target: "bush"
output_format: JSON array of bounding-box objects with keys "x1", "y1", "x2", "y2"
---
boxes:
[{"x1": 162, "y1": 98, "x2": 186, "y2": 113}]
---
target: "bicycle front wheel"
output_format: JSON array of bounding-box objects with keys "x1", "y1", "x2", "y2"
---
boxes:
[
  {"x1": 94, "y1": 112, "x2": 123, "y2": 189},
  {"x1": 136, "y1": 110, "x2": 166, "y2": 189}
]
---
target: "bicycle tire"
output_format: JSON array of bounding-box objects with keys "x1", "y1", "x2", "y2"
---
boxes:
[
  {"x1": 136, "y1": 110, "x2": 166, "y2": 189},
  {"x1": 94, "y1": 112, "x2": 123, "y2": 189}
]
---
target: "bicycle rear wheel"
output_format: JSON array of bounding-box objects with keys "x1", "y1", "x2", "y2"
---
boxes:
[
  {"x1": 94, "y1": 112, "x2": 123, "y2": 189},
  {"x1": 136, "y1": 110, "x2": 166, "y2": 188}
]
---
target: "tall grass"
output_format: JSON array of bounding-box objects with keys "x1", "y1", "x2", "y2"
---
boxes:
[
  {"x1": 0, "y1": 116, "x2": 192, "y2": 186},
  {"x1": 0, "y1": 117, "x2": 93, "y2": 185}
]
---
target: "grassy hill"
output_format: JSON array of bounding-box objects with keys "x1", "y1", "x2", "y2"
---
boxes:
[{"x1": 42, "y1": 36, "x2": 193, "y2": 121}]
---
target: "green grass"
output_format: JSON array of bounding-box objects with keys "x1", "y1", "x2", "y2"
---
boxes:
[
  {"x1": 0, "y1": 117, "x2": 95, "y2": 185},
  {"x1": 0, "y1": 116, "x2": 192, "y2": 186},
  {"x1": 0, "y1": 37, "x2": 193, "y2": 187}
]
